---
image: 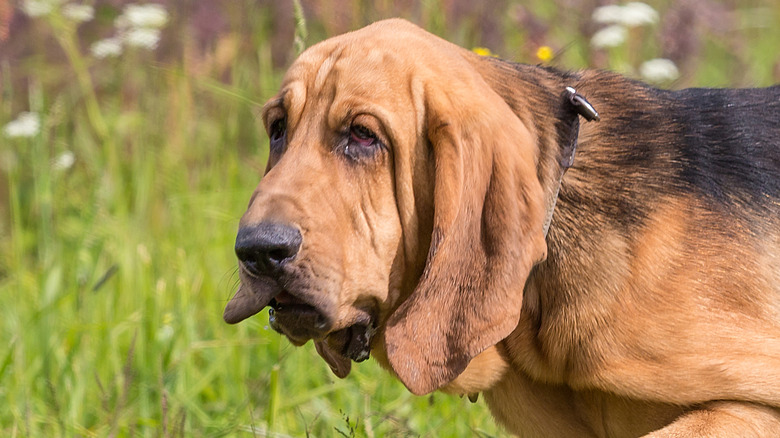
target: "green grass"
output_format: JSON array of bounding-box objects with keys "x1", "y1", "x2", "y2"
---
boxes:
[{"x1": 1, "y1": 1, "x2": 779, "y2": 436}]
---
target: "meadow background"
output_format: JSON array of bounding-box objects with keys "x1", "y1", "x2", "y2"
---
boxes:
[{"x1": 1, "y1": 0, "x2": 779, "y2": 436}]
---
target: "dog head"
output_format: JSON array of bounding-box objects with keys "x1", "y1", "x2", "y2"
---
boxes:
[{"x1": 224, "y1": 19, "x2": 552, "y2": 395}]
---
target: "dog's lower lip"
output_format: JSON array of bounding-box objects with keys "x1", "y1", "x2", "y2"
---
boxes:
[
  {"x1": 267, "y1": 292, "x2": 330, "y2": 338},
  {"x1": 270, "y1": 291, "x2": 318, "y2": 315}
]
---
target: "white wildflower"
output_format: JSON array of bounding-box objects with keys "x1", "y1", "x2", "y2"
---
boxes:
[
  {"x1": 640, "y1": 58, "x2": 680, "y2": 82},
  {"x1": 156, "y1": 311, "x2": 174, "y2": 343},
  {"x1": 592, "y1": 2, "x2": 658, "y2": 27},
  {"x1": 156, "y1": 324, "x2": 174, "y2": 342},
  {"x1": 592, "y1": 5, "x2": 625, "y2": 24},
  {"x1": 590, "y1": 25, "x2": 627, "y2": 49},
  {"x1": 621, "y1": 2, "x2": 659, "y2": 26},
  {"x1": 109, "y1": 4, "x2": 168, "y2": 53},
  {"x1": 52, "y1": 151, "x2": 75, "y2": 171},
  {"x1": 21, "y1": 0, "x2": 60, "y2": 17},
  {"x1": 122, "y1": 3, "x2": 169, "y2": 29},
  {"x1": 62, "y1": 3, "x2": 95, "y2": 23},
  {"x1": 3, "y1": 112, "x2": 41, "y2": 138},
  {"x1": 123, "y1": 27, "x2": 161, "y2": 49},
  {"x1": 90, "y1": 37, "x2": 124, "y2": 58},
  {"x1": 114, "y1": 13, "x2": 131, "y2": 31}
]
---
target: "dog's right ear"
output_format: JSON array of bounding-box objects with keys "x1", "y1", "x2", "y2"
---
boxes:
[{"x1": 383, "y1": 71, "x2": 548, "y2": 395}]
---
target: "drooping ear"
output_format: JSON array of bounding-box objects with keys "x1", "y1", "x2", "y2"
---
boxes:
[{"x1": 383, "y1": 81, "x2": 549, "y2": 395}]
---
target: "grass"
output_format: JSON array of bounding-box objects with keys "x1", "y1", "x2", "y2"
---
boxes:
[{"x1": 1, "y1": 0, "x2": 779, "y2": 436}]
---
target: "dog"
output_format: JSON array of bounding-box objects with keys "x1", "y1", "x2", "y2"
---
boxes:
[{"x1": 224, "y1": 19, "x2": 780, "y2": 436}]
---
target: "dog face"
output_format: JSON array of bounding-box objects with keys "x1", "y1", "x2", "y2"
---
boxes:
[
  {"x1": 224, "y1": 19, "x2": 548, "y2": 394},
  {"x1": 226, "y1": 23, "x2": 415, "y2": 373}
]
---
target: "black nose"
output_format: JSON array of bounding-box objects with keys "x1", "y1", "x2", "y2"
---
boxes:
[{"x1": 235, "y1": 223, "x2": 302, "y2": 276}]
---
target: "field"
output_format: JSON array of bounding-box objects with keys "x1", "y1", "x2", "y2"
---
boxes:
[{"x1": 1, "y1": 0, "x2": 779, "y2": 436}]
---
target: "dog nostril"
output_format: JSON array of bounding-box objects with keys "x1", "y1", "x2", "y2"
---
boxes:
[
  {"x1": 267, "y1": 248, "x2": 292, "y2": 264},
  {"x1": 235, "y1": 223, "x2": 302, "y2": 275}
]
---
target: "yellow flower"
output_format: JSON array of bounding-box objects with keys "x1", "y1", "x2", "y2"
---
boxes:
[
  {"x1": 536, "y1": 46, "x2": 554, "y2": 62},
  {"x1": 472, "y1": 47, "x2": 494, "y2": 57}
]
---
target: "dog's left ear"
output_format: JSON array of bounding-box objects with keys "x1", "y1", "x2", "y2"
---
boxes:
[{"x1": 384, "y1": 73, "x2": 548, "y2": 395}]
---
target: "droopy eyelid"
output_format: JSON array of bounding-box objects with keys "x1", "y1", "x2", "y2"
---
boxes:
[
  {"x1": 261, "y1": 91, "x2": 289, "y2": 132},
  {"x1": 262, "y1": 105, "x2": 286, "y2": 134}
]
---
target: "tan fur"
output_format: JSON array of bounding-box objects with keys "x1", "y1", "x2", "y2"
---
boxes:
[
  {"x1": 230, "y1": 19, "x2": 780, "y2": 436},
  {"x1": 441, "y1": 346, "x2": 509, "y2": 395}
]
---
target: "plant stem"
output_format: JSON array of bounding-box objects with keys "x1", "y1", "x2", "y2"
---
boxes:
[{"x1": 50, "y1": 15, "x2": 110, "y2": 145}]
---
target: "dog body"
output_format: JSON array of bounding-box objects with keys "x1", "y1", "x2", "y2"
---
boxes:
[
  {"x1": 225, "y1": 19, "x2": 780, "y2": 436},
  {"x1": 469, "y1": 70, "x2": 780, "y2": 436}
]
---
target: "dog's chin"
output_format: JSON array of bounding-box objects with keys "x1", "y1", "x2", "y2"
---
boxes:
[
  {"x1": 314, "y1": 323, "x2": 377, "y2": 378},
  {"x1": 271, "y1": 299, "x2": 377, "y2": 375},
  {"x1": 225, "y1": 277, "x2": 377, "y2": 378},
  {"x1": 272, "y1": 300, "x2": 377, "y2": 378}
]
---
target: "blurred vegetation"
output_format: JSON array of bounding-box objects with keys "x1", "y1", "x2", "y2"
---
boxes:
[{"x1": 1, "y1": 0, "x2": 779, "y2": 436}]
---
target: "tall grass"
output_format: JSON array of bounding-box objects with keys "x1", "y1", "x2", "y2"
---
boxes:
[{"x1": 1, "y1": 0, "x2": 779, "y2": 436}]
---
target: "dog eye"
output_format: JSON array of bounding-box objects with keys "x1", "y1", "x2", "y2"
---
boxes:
[
  {"x1": 269, "y1": 117, "x2": 287, "y2": 151},
  {"x1": 349, "y1": 124, "x2": 377, "y2": 148},
  {"x1": 270, "y1": 117, "x2": 286, "y2": 141},
  {"x1": 341, "y1": 121, "x2": 384, "y2": 161}
]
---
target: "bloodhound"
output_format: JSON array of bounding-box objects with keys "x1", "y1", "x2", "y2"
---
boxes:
[{"x1": 224, "y1": 19, "x2": 780, "y2": 437}]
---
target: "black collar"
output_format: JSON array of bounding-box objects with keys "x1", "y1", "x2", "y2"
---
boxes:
[{"x1": 542, "y1": 87, "x2": 599, "y2": 237}]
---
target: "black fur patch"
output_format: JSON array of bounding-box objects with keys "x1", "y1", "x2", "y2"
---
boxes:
[
  {"x1": 673, "y1": 86, "x2": 780, "y2": 211},
  {"x1": 561, "y1": 77, "x2": 780, "y2": 233}
]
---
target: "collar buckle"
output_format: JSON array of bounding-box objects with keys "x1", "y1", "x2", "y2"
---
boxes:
[{"x1": 565, "y1": 86, "x2": 600, "y2": 122}]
